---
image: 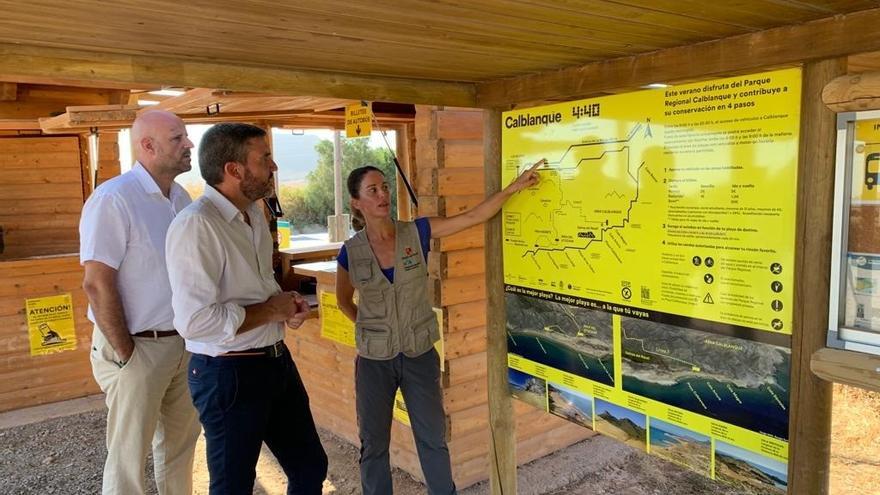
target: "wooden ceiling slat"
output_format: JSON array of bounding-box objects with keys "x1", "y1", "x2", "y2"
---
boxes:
[
  {"x1": 0, "y1": 3, "x2": 629, "y2": 66},
  {"x1": 0, "y1": 19, "x2": 596, "y2": 82},
  {"x1": 477, "y1": 6, "x2": 880, "y2": 106},
  {"x1": 148, "y1": 0, "x2": 673, "y2": 50},
  {"x1": 444, "y1": 0, "x2": 747, "y2": 36},
  {"x1": 275, "y1": 0, "x2": 689, "y2": 47},
  {"x1": 0, "y1": 0, "x2": 875, "y2": 85},
  {"x1": 611, "y1": 0, "x2": 840, "y2": 29}
]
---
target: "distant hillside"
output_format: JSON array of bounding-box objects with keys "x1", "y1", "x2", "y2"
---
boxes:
[
  {"x1": 272, "y1": 132, "x2": 322, "y2": 182},
  {"x1": 598, "y1": 411, "x2": 647, "y2": 442}
]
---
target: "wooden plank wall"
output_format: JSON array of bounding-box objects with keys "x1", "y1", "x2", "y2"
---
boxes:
[
  {"x1": 0, "y1": 256, "x2": 99, "y2": 411},
  {"x1": 415, "y1": 106, "x2": 593, "y2": 488},
  {"x1": 0, "y1": 136, "x2": 84, "y2": 260}
]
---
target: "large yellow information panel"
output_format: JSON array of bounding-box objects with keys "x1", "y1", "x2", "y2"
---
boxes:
[
  {"x1": 503, "y1": 68, "x2": 799, "y2": 335},
  {"x1": 503, "y1": 68, "x2": 799, "y2": 493}
]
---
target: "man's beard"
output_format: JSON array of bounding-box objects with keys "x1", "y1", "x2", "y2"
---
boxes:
[{"x1": 240, "y1": 168, "x2": 272, "y2": 201}]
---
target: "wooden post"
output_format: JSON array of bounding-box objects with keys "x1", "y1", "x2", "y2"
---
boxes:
[
  {"x1": 788, "y1": 57, "x2": 846, "y2": 495},
  {"x1": 484, "y1": 108, "x2": 515, "y2": 494}
]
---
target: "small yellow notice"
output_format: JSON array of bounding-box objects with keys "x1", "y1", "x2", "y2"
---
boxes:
[
  {"x1": 345, "y1": 102, "x2": 372, "y2": 138},
  {"x1": 26, "y1": 293, "x2": 77, "y2": 356},
  {"x1": 319, "y1": 291, "x2": 356, "y2": 346}
]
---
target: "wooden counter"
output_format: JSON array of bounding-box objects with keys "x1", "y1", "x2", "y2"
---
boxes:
[{"x1": 279, "y1": 242, "x2": 341, "y2": 291}]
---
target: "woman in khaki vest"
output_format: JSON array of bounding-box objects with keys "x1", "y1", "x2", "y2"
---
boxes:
[{"x1": 337, "y1": 159, "x2": 542, "y2": 495}]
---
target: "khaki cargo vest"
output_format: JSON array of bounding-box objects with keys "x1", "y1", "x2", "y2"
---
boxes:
[{"x1": 345, "y1": 220, "x2": 439, "y2": 360}]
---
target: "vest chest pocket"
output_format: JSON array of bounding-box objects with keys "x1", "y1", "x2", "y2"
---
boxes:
[
  {"x1": 351, "y1": 258, "x2": 374, "y2": 285},
  {"x1": 357, "y1": 324, "x2": 394, "y2": 359}
]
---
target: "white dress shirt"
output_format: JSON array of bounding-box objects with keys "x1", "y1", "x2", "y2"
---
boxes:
[
  {"x1": 166, "y1": 185, "x2": 283, "y2": 356},
  {"x1": 79, "y1": 162, "x2": 192, "y2": 333}
]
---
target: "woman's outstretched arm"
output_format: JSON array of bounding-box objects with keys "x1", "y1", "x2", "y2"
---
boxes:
[{"x1": 429, "y1": 158, "x2": 545, "y2": 239}]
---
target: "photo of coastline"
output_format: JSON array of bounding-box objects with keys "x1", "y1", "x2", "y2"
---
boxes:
[
  {"x1": 508, "y1": 368, "x2": 547, "y2": 411},
  {"x1": 620, "y1": 317, "x2": 790, "y2": 439},
  {"x1": 714, "y1": 440, "x2": 787, "y2": 494},
  {"x1": 506, "y1": 292, "x2": 615, "y2": 386},
  {"x1": 548, "y1": 382, "x2": 593, "y2": 429},
  {"x1": 649, "y1": 418, "x2": 711, "y2": 477}
]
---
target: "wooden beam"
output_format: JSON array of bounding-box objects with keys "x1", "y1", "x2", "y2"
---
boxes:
[
  {"x1": 822, "y1": 71, "x2": 880, "y2": 112},
  {"x1": 0, "y1": 83, "x2": 16, "y2": 101},
  {"x1": 476, "y1": 8, "x2": 880, "y2": 106},
  {"x1": 811, "y1": 347, "x2": 880, "y2": 393},
  {"x1": 483, "y1": 108, "x2": 515, "y2": 494},
  {"x1": 788, "y1": 58, "x2": 846, "y2": 495},
  {"x1": 144, "y1": 87, "x2": 214, "y2": 113},
  {"x1": 0, "y1": 43, "x2": 476, "y2": 107},
  {"x1": 0, "y1": 119, "x2": 40, "y2": 130},
  {"x1": 178, "y1": 110, "x2": 314, "y2": 124},
  {"x1": 39, "y1": 105, "x2": 139, "y2": 134}
]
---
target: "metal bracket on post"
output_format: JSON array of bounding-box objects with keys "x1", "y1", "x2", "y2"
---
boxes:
[{"x1": 88, "y1": 126, "x2": 99, "y2": 192}]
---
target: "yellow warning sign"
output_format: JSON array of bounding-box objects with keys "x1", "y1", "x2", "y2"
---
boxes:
[
  {"x1": 345, "y1": 102, "x2": 372, "y2": 138},
  {"x1": 26, "y1": 293, "x2": 77, "y2": 356}
]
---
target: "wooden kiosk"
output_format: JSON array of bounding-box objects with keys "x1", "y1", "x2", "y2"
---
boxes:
[{"x1": 5, "y1": 3, "x2": 880, "y2": 493}]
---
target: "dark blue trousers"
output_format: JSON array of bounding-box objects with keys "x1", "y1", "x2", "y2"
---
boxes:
[
  {"x1": 356, "y1": 348, "x2": 456, "y2": 495},
  {"x1": 188, "y1": 345, "x2": 327, "y2": 495}
]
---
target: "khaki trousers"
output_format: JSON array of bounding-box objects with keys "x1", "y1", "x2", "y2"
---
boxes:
[{"x1": 91, "y1": 326, "x2": 201, "y2": 495}]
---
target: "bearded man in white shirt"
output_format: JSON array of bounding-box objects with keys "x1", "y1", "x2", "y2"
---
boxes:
[
  {"x1": 80, "y1": 110, "x2": 201, "y2": 495},
  {"x1": 165, "y1": 123, "x2": 328, "y2": 494}
]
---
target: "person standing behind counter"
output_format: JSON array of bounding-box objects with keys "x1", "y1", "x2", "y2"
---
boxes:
[
  {"x1": 165, "y1": 123, "x2": 327, "y2": 494},
  {"x1": 336, "y1": 160, "x2": 543, "y2": 494}
]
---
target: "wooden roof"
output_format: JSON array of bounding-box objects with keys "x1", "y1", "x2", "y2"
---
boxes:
[
  {"x1": 1, "y1": 1, "x2": 875, "y2": 83},
  {"x1": 3, "y1": 2, "x2": 880, "y2": 106}
]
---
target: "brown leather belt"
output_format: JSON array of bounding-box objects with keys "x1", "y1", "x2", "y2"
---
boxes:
[
  {"x1": 132, "y1": 330, "x2": 178, "y2": 338},
  {"x1": 220, "y1": 340, "x2": 285, "y2": 358}
]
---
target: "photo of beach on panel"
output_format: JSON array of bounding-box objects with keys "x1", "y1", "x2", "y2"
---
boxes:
[
  {"x1": 649, "y1": 418, "x2": 711, "y2": 477},
  {"x1": 506, "y1": 292, "x2": 614, "y2": 386},
  {"x1": 714, "y1": 440, "x2": 787, "y2": 494},
  {"x1": 548, "y1": 382, "x2": 593, "y2": 429},
  {"x1": 508, "y1": 367, "x2": 547, "y2": 411}
]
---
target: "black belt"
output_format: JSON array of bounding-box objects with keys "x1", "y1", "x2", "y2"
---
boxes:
[
  {"x1": 132, "y1": 330, "x2": 178, "y2": 338},
  {"x1": 220, "y1": 340, "x2": 285, "y2": 358}
]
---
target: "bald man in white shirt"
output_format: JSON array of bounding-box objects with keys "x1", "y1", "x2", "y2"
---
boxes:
[
  {"x1": 80, "y1": 110, "x2": 201, "y2": 495},
  {"x1": 166, "y1": 123, "x2": 327, "y2": 494}
]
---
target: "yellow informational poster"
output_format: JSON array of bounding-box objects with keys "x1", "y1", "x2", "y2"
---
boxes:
[
  {"x1": 345, "y1": 102, "x2": 372, "y2": 138},
  {"x1": 503, "y1": 68, "x2": 799, "y2": 335},
  {"x1": 504, "y1": 68, "x2": 798, "y2": 493},
  {"x1": 851, "y1": 119, "x2": 880, "y2": 204},
  {"x1": 277, "y1": 220, "x2": 291, "y2": 250},
  {"x1": 319, "y1": 291, "x2": 356, "y2": 346},
  {"x1": 26, "y1": 293, "x2": 77, "y2": 356}
]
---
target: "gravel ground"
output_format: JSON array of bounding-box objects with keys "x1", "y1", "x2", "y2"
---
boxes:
[{"x1": 0, "y1": 403, "x2": 748, "y2": 494}]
